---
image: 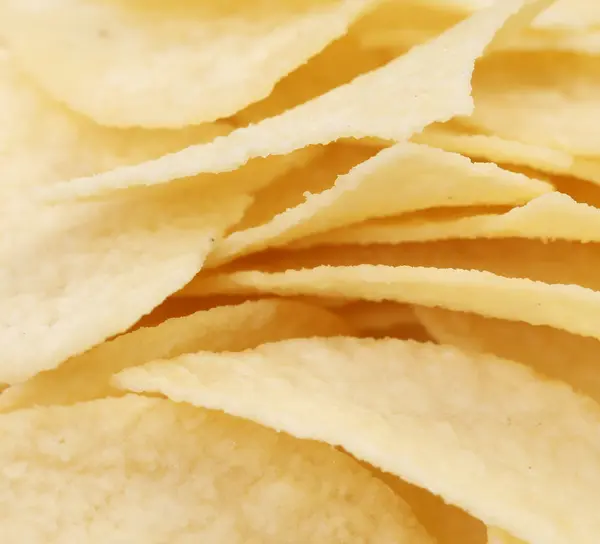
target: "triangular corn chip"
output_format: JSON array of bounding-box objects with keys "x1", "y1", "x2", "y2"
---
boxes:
[
  {"x1": 207, "y1": 143, "x2": 551, "y2": 266},
  {"x1": 47, "y1": 0, "x2": 531, "y2": 199},
  {"x1": 0, "y1": 395, "x2": 432, "y2": 543},
  {"x1": 0, "y1": 0, "x2": 382, "y2": 127},
  {"x1": 115, "y1": 336, "x2": 600, "y2": 544},
  {"x1": 0, "y1": 299, "x2": 351, "y2": 411}
]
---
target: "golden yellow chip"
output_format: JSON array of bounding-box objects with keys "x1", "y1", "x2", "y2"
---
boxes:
[
  {"x1": 0, "y1": 0, "x2": 382, "y2": 128},
  {"x1": 359, "y1": 1, "x2": 600, "y2": 55},
  {"x1": 0, "y1": 395, "x2": 432, "y2": 543},
  {"x1": 335, "y1": 301, "x2": 418, "y2": 334},
  {"x1": 355, "y1": 0, "x2": 464, "y2": 52},
  {"x1": 234, "y1": 33, "x2": 395, "y2": 125},
  {"x1": 376, "y1": 474, "x2": 486, "y2": 544},
  {"x1": 207, "y1": 143, "x2": 550, "y2": 266},
  {"x1": 46, "y1": 0, "x2": 531, "y2": 199},
  {"x1": 0, "y1": 186, "x2": 250, "y2": 384},
  {"x1": 115, "y1": 336, "x2": 600, "y2": 544},
  {"x1": 487, "y1": 527, "x2": 527, "y2": 544},
  {"x1": 0, "y1": 299, "x2": 352, "y2": 411},
  {"x1": 415, "y1": 306, "x2": 600, "y2": 403},
  {"x1": 425, "y1": 0, "x2": 600, "y2": 30},
  {"x1": 467, "y1": 50, "x2": 600, "y2": 155}
]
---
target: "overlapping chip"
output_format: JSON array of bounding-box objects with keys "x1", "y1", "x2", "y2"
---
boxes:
[
  {"x1": 182, "y1": 256, "x2": 600, "y2": 340},
  {"x1": 0, "y1": 299, "x2": 351, "y2": 411},
  {"x1": 0, "y1": 395, "x2": 432, "y2": 542},
  {"x1": 206, "y1": 142, "x2": 551, "y2": 266},
  {"x1": 467, "y1": 50, "x2": 600, "y2": 155},
  {"x1": 44, "y1": 0, "x2": 531, "y2": 198},
  {"x1": 415, "y1": 306, "x2": 600, "y2": 402},
  {"x1": 0, "y1": 186, "x2": 250, "y2": 384},
  {"x1": 115, "y1": 337, "x2": 600, "y2": 544},
  {"x1": 0, "y1": 0, "x2": 384, "y2": 127},
  {"x1": 413, "y1": 125, "x2": 600, "y2": 186},
  {"x1": 4, "y1": 0, "x2": 600, "y2": 540},
  {"x1": 293, "y1": 192, "x2": 600, "y2": 246}
]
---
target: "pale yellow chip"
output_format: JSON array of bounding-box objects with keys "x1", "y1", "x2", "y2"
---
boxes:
[
  {"x1": 115, "y1": 336, "x2": 600, "y2": 544},
  {"x1": 182, "y1": 245, "x2": 600, "y2": 340},
  {"x1": 0, "y1": 51, "x2": 230, "y2": 193},
  {"x1": 47, "y1": 0, "x2": 531, "y2": 199},
  {"x1": 466, "y1": 50, "x2": 600, "y2": 155},
  {"x1": 487, "y1": 527, "x2": 527, "y2": 544},
  {"x1": 292, "y1": 209, "x2": 509, "y2": 247},
  {"x1": 296, "y1": 192, "x2": 600, "y2": 246},
  {"x1": 0, "y1": 394, "x2": 431, "y2": 543},
  {"x1": 414, "y1": 125, "x2": 600, "y2": 186},
  {"x1": 0, "y1": 48, "x2": 311, "y2": 200},
  {"x1": 0, "y1": 185, "x2": 250, "y2": 384},
  {"x1": 415, "y1": 307, "x2": 600, "y2": 403},
  {"x1": 358, "y1": 0, "x2": 555, "y2": 54},
  {"x1": 359, "y1": 3, "x2": 600, "y2": 56},
  {"x1": 0, "y1": 299, "x2": 352, "y2": 412},
  {"x1": 207, "y1": 143, "x2": 551, "y2": 266},
  {"x1": 0, "y1": 0, "x2": 383, "y2": 128},
  {"x1": 187, "y1": 237, "x2": 600, "y2": 287}
]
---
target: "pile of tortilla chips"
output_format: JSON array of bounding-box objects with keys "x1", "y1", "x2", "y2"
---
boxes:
[{"x1": 2, "y1": 0, "x2": 600, "y2": 541}]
